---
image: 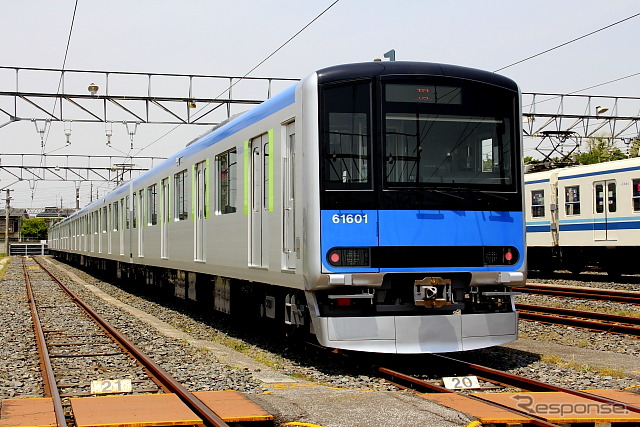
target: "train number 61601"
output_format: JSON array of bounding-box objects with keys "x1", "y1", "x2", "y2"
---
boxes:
[{"x1": 331, "y1": 214, "x2": 369, "y2": 224}]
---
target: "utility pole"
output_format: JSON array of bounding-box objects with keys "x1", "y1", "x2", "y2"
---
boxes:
[
  {"x1": 76, "y1": 188, "x2": 80, "y2": 210},
  {"x1": 4, "y1": 189, "x2": 12, "y2": 256}
]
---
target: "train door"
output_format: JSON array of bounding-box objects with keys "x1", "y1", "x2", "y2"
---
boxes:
[
  {"x1": 194, "y1": 162, "x2": 206, "y2": 262},
  {"x1": 250, "y1": 132, "x2": 270, "y2": 268},
  {"x1": 282, "y1": 122, "x2": 296, "y2": 270},
  {"x1": 594, "y1": 180, "x2": 618, "y2": 241},
  {"x1": 161, "y1": 178, "x2": 169, "y2": 259}
]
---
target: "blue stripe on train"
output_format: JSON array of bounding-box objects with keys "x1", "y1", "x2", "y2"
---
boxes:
[{"x1": 321, "y1": 209, "x2": 525, "y2": 273}]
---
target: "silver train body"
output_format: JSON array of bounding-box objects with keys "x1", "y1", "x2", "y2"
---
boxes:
[
  {"x1": 525, "y1": 157, "x2": 640, "y2": 276},
  {"x1": 50, "y1": 62, "x2": 526, "y2": 354}
]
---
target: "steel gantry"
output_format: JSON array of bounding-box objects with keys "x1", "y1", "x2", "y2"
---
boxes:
[
  {"x1": 0, "y1": 153, "x2": 163, "y2": 184},
  {"x1": 1, "y1": 66, "x2": 639, "y2": 192},
  {"x1": 522, "y1": 92, "x2": 640, "y2": 162},
  {"x1": 0, "y1": 66, "x2": 299, "y2": 128}
]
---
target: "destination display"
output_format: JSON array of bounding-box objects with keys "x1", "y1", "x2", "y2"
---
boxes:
[{"x1": 385, "y1": 84, "x2": 462, "y2": 104}]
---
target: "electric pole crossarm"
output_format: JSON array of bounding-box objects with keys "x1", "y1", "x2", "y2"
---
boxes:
[
  {"x1": 150, "y1": 100, "x2": 187, "y2": 124},
  {"x1": 19, "y1": 95, "x2": 59, "y2": 121},
  {"x1": 107, "y1": 99, "x2": 146, "y2": 123},
  {"x1": 63, "y1": 96, "x2": 104, "y2": 122}
]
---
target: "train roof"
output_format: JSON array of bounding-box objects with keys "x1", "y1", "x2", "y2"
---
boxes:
[
  {"x1": 63, "y1": 82, "x2": 299, "y2": 222},
  {"x1": 316, "y1": 61, "x2": 519, "y2": 92},
  {"x1": 58, "y1": 61, "x2": 519, "y2": 225},
  {"x1": 524, "y1": 157, "x2": 640, "y2": 183}
]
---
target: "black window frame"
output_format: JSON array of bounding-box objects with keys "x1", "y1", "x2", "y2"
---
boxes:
[{"x1": 320, "y1": 79, "x2": 373, "y2": 191}]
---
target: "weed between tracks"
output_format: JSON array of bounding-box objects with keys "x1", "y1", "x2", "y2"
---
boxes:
[
  {"x1": 0, "y1": 256, "x2": 11, "y2": 280},
  {"x1": 540, "y1": 354, "x2": 625, "y2": 378}
]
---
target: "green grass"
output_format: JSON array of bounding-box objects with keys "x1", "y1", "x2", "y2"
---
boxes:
[
  {"x1": 0, "y1": 256, "x2": 11, "y2": 280},
  {"x1": 540, "y1": 353, "x2": 624, "y2": 378}
]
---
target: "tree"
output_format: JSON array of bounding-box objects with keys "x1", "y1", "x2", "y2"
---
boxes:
[
  {"x1": 574, "y1": 134, "x2": 627, "y2": 165},
  {"x1": 20, "y1": 218, "x2": 48, "y2": 240},
  {"x1": 628, "y1": 138, "x2": 640, "y2": 158}
]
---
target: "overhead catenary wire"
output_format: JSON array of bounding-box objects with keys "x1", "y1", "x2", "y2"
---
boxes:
[
  {"x1": 524, "y1": 71, "x2": 640, "y2": 108},
  {"x1": 43, "y1": 0, "x2": 79, "y2": 151},
  {"x1": 494, "y1": 11, "x2": 640, "y2": 72},
  {"x1": 33, "y1": 0, "x2": 79, "y2": 206},
  {"x1": 132, "y1": 0, "x2": 340, "y2": 157}
]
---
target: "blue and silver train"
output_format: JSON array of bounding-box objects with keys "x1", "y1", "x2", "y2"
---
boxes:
[{"x1": 49, "y1": 61, "x2": 526, "y2": 354}]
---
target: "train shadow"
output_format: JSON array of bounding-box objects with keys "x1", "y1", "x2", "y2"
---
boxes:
[{"x1": 62, "y1": 260, "x2": 550, "y2": 384}]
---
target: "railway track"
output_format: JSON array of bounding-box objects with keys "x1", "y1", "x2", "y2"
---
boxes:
[
  {"x1": 517, "y1": 303, "x2": 640, "y2": 337},
  {"x1": 21, "y1": 256, "x2": 232, "y2": 427},
  {"x1": 378, "y1": 354, "x2": 640, "y2": 426},
  {"x1": 521, "y1": 283, "x2": 640, "y2": 305}
]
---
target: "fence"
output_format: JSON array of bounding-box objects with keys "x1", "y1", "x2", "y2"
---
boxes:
[{"x1": 9, "y1": 243, "x2": 49, "y2": 256}]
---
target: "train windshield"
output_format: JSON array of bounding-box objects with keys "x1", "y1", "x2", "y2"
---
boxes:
[
  {"x1": 382, "y1": 81, "x2": 515, "y2": 189},
  {"x1": 321, "y1": 82, "x2": 372, "y2": 190}
]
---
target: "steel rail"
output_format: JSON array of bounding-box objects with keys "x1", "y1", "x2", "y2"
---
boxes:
[
  {"x1": 517, "y1": 304, "x2": 640, "y2": 337},
  {"x1": 23, "y1": 257, "x2": 69, "y2": 427},
  {"x1": 429, "y1": 354, "x2": 640, "y2": 415},
  {"x1": 31, "y1": 257, "x2": 229, "y2": 427},
  {"x1": 517, "y1": 303, "x2": 640, "y2": 326},
  {"x1": 521, "y1": 284, "x2": 640, "y2": 305},
  {"x1": 378, "y1": 366, "x2": 560, "y2": 427}
]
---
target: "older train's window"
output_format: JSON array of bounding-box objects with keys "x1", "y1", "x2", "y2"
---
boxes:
[
  {"x1": 595, "y1": 182, "x2": 616, "y2": 213},
  {"x1": 633, "y1": 179, "x2": 640, "y2": 212},
  {"x1": 216, "y1": 149, "x2": 237, "y2": 214},
  {"x1": 531, "y1": 190, "x2": 545, "y2": 217},
  {"x1": 565, "y1": 186, "x2": 580, "y2": 215}
]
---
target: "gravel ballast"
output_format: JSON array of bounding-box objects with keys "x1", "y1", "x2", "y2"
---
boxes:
[{"x1": 2, "y1": 257, "x2": 640, "y2": 404}]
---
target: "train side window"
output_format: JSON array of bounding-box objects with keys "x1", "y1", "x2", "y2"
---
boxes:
[
  {"x1": 216, "y1": 149, "x2": 237, "y2": 214},
  {"x1": 633, "y1": 179, "x2": 640, "y2": 212},
  {"x1": 564, "y1": 186, "x2": 580, "y2": 215},
  {"x1": 132, "y1": 192, "x2": 137, "y2": 228},
  {"x1": 113, "y1": 201, "x2": 119, "y2": 231},
  {"x1": 147, "y1": 184, "x2": 158, "y2": 225},
  {"x1": 608, "y1": 182, "x2": 616, "y2": 212},
  {"x1": 595, "y1": 182, "x2": 617, "y2": 213},
  {"x1": 531, "y1": 190, "x2": 545, "y2": 217},
  {"x1": 174, "y1": 169, "x2": 189, "y2": 220},
  {"x1": 125, "y1": 197, "x2": 130, "y2": 229}
]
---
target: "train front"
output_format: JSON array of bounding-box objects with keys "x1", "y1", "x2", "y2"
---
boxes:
[{"x1": 300, "y1": 62, "x2": 525, "y2": 354}]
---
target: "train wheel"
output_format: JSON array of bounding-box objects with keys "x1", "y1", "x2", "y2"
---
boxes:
[{"x1": 606, "y1": 265, "x2": 622, "y2": 279}]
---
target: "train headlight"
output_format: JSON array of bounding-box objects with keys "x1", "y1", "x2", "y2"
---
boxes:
[
  {"x1": 327, "y1": 248, "x2": 371, "y2": 267},
  {"x1": 483, "y1": 246, "x2": 519, "y2": 266}
]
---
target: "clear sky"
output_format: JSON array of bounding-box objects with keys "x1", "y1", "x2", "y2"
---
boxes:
[{"x1": 1, "y1": 0, "x2": 639, "y2": 208}]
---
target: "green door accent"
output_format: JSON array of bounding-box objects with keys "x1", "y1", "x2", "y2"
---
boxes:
[
  {"x1": 243, "y1": 140, "x2": 250, "y2": 215},
  {"x1": 191, "y1": 164, "x2": 197, "y2": 222},
  {"x1": 205, "y1": 158, "x2": 210, "y2": 220},
  {"x1": 268, "y1": 129, "x2": 274, "y2": 212}
]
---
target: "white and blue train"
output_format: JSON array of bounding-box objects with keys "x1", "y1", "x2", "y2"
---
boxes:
[
  {"x1": 526, "y1": 157, "x2": 640, "y2": 277},
  {"x1": 49, "y1": 61, "x2": 526, "y2": 354}
]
